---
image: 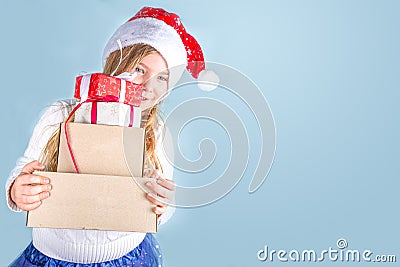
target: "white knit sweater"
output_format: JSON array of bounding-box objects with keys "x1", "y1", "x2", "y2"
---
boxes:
[{"x1": 5, "y1": 99, "x2": 175, "y2": 263}]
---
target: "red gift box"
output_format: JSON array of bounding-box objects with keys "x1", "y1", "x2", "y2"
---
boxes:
[{"x1": 74, "y1": 73, "x2": 143, "y2": 107}]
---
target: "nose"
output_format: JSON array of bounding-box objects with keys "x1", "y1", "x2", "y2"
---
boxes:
[
  {"x1": 133, "y1": 72, "x2": 150, "y2": 92},
  {"x1": 142, "y1": 77, "x2": 156, "y2": 93}
]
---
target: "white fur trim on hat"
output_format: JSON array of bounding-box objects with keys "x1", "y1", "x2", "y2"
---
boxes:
[{"x1": 103, "y1": 18, "x2": 188, "y2": 87}]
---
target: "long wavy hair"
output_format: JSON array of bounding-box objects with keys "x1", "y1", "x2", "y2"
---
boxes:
[{"x1": 39, "y1": 43, "x2": 164, "y2": 174}]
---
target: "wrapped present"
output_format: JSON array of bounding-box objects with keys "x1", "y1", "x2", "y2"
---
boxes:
[
  {"x1": 74, "y1": 101, "x2": 141, "y2": 128},
  {"x1": 74, "y1": 73, "x2": 143, "y2": 107}
]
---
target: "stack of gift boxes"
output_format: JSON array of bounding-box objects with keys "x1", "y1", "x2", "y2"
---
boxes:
[{"x1": 27, "y1": 73, "x2": 158, "y2": 233}]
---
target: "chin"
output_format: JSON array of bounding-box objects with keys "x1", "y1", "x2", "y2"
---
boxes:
[
  {"x1": 141, "y1": 104, "x2": 155, "y2": 112},
  {"x1": 140, "y1": 99, "x2": 158, "y2": 111}
]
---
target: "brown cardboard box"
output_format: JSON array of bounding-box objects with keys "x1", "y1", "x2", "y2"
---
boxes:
[
  {"x1": 26, "y1": 122, "x2": 157, "y2": 232},
  {"x1": 57, "y1": 122, "x2": 144, "y2": 177},
  {"x1": 27, "y1": 171, "x2": 157, "y2": 233}
]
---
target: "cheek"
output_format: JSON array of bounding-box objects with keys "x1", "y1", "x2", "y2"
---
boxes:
[
  {"x1": 132, "y1": 74, "x2": 145, "y2": 85},
  {"x1": 153, "y1": 84, "x2": 168, "y2": 98}
]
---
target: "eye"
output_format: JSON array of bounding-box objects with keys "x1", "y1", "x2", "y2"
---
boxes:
[
  {"x1": 157, "y1": 75, "x2": 169, "y2": 82},
  {"x1": 135, "y1": 67, "x2": 145, "y2": 74}
]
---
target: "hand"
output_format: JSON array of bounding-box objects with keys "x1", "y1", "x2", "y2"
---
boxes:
[
  {"x1": 10, "y1": 160, "x2": 52, "y2": 211},
  {"x1": 145, "y1": 170, "x2": 176, "y2": 216}
]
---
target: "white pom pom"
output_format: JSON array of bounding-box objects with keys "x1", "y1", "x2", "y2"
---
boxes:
[{"x1": 198, "y1": 70, "x2": 219, "y2": 91}]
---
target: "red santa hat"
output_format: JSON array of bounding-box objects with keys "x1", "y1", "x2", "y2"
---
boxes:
[{"x1": 103, "y1": 6, "x2": 219, "y2": 91}]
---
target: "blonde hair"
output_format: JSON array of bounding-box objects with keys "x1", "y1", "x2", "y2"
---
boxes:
[{"x1": 40, "y1": 43, "x2": 164, "y2": 173}]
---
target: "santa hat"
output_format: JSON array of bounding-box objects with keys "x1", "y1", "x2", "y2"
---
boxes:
[{"x1": 103, "y1": 6, "x2": 219, "y2": 91}]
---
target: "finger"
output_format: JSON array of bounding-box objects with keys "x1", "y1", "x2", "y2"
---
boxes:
[
  {"x1": 146, "y1": 193, "x2": 167, "y2": 206},
  {"x1": 19, "y1": 191, "x2": 50, "y2": 204},
  {"x1": 165, "y1": 178, "x2": 175, "y2": 183},
  {"x1": 151, "y1": 168, "x2": 167, "y2": 178},
  {"x1": 21, "y1": 160, "x2": 45, "y2": 174},
  {"x1": 21, "y1": 183, "x2": 52, "y2": 196},
  {"x1": 19, "y1": 201, "x2": 43, "y2": 211},
  {"x1": 145, "y1": 182, "x2": 172, "y2": 199},
  {"x1": 149, "y1": 169, "x2": 161, "y2": 178},
  {"x1": 156, "y1": 177, "x2": 176, "y2": 191},
  {"x1": 18, "y1": 174, "x2": 50, "y2": 186},
  {"x1": 154, "y1": 205, "x2": 166, "y2": 215}
]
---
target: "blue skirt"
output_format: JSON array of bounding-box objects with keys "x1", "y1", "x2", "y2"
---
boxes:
[{"x1": 8, "y1": 233, "x2": 162, "y2": 267}]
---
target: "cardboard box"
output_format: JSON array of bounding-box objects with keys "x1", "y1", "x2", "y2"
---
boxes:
[
  {"x1": 57, "y1": 122, "x2": 144, "y2": 177},
  {"x1": 26, "y1": 122, "x2": 157, "y2": 233},
  {"x1": 26, "y1": 171, "x2": 157, "y2": 233}
]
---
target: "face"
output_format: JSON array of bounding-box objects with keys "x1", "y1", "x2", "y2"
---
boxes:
[{"x1": 131, "y1": 52, "x2": 169, "y2": 111}]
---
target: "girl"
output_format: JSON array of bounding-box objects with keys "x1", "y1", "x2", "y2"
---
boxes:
[{"x1": 5, "y1": 6, "x2": 211, "y2": 267}]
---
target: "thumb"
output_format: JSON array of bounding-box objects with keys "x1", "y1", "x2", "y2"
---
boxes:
[{"x1": 21, "y1": 160, "x2": 45, "y2": 174}]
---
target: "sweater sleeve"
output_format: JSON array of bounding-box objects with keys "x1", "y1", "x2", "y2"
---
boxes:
[
  {"x1": 5, "y1": 99, "x2": 76, "y2": 212},
  {"x1": 156, "y1": 123, "x2": 176, "y2": 226}
]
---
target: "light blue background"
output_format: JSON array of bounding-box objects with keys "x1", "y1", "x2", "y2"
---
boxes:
[{"x1": 0, "y1": 0, "x2": 399, "y2": 266}]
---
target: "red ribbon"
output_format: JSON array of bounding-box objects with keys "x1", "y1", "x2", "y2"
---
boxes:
[
  {"x1": 102, "y1": 95, "x2": 119, "y2": 102},
  {"x1": 129, "y1": 105, "x2": 134, "y2": 127},
  {"x1": 64, "y1": 102, "x2": 85, "y2": 174},
  {"x1": 91, "y1": 102, "x2": 97, "y2": 124}
]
